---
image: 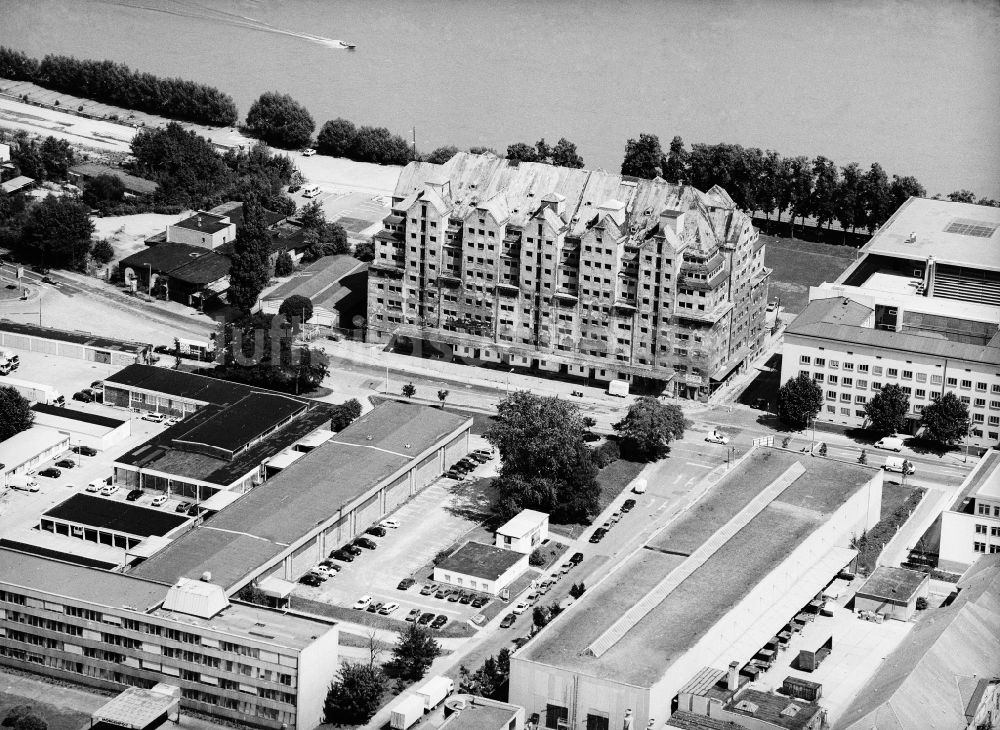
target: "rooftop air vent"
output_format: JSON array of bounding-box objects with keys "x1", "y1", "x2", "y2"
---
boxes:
[{"x1": 200, "y1": 571, "x2": 212, "y2": 582}]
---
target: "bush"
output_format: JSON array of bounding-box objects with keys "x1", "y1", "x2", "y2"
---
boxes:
[
  {"x1": 273, "y1": 251, "x2": 295, "y2": 277},
  {"x1": 433, "y1": 548, "x2": 452, "y2": 565},
  {"x1": 591, "y1": 439, "x2": 620, "y2": 468},
  {"x1": 817, "y1": 442, "x2": 827, "y2": 456},
  {"x1": 915, "y1": 596, "x2": 928, "y2": 610},
  {"x1": 528, "y1": 547, "x2": 546, "y2": 567},
  {"x1": 91, "y1": 238, "x2": 115, "y2": 265}
]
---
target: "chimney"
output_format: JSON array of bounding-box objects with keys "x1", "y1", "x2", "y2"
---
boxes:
[
  {"x1": 728, "y1": 661, "x2": 740, "y2": 691},
  {"x1": 197, "y1": 215, "x2": 203, "y2": 227}
]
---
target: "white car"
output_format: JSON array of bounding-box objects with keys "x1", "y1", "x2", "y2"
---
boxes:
[
  {"x1": 100, "y1": 484, "x2": 120, "y2": 496},
  {"x1": 302, "y1": 148, "x2": 316, "y2": 156},
  {"x1": 378, "y1": 602, "x2": 399, "y2": 615},
  {"x1": 352, "y1": 595, "x2": 372, "y2": 610},
  {"x1": 141, "y1": 412, "x2": 167, "y2": 423},
  {"x1": 512, "y1": 601, "x2": 530, "y2": 615},
  {"x1": 705, "y1": 431, "x2": 730, "y2": 445},
  {"x1": 150, "y1": 495, "x2": 167, "y2": 507},
  {"x1": 310, "y1": 565, "x2": 335, "y2": 579},
  {"x1": 86, "y1": 481, "x2": 102, "y2": 493},
  {"x1": 380, "y1": 518, "x2": 401, "y2": 529}
]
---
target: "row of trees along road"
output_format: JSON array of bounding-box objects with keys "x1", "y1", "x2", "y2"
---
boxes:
[
  {"x1": 777, "y1": 373, "x2": 972, "y2": 447},
  {"x1": 621, "y1": 133, "x2": 1000, "y2": 241},
  {"x1": 0, "y1": 46, "x2": 238, "y2": 126}
]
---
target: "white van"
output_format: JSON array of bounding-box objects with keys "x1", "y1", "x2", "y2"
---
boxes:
[
  {"x1": 302, "y1": 185, "x2": 321, "y2": 198},
  {"x1": 632, "y1": 478, "x2": 648, "y2": 494},
  {"x1": 884, "y1": 457, "x2": 915, "y2": 475},
  {"x1": 874, "y1": 436, "x2": 904, "y2": 452}
]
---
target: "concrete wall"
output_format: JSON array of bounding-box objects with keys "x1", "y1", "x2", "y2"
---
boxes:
[
  {"x1": 167, "y1": 222, "x2": 235, "y2": 250},
  {"x1": 294, "y1": 625, "x2": 339, "y2": 730},
  {"x1": 855, "y1": 588, "x2": 925, "y2": 622}
]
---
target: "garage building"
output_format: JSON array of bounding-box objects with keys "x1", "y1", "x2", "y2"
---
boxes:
[
  {"x1": 0, "y1": 426, "x2": 70, "y2": 480},
  {"x1": 39, "y1": 494, "x2": 189, "y2": 551},
  {"x1": 0, "y1": 320, "x2": 151, "y2": 368}
]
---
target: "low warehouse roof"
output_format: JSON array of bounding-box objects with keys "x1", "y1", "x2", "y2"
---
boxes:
[
  {"x1": 856, "y1": 566, "x2": 929, "y2": 603},
  {"x1": 437, "y1": 542, "x2": 525, "y2": 580}
]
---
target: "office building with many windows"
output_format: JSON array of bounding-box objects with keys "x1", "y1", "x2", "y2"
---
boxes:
[
  {"x1": 780, "y1": 198, "x2": 1000, "y2": 448},
  {"x1": 940, "y1": 449, "x2": 1000, "y2": 571},
  {"x1": 368, "y1": 153, "x2": 769, "y2": 398}
]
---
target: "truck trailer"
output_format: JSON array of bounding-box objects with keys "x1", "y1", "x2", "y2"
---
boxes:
[
  {"x1": 0, "y1": 376, "x2": 64, "y2": 405},
  {"x1": 389, "y1": 695, "x2": 424, "y2": 730},
  {"x1": 415, "y1": 675, "x2": 454, "y2": 711}
]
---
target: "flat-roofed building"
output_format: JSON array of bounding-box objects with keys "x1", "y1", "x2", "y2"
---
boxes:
[
  {"x1": 440, "y1": 695, "x2": 525, "y2": 730},
  {"x1": 0, "y1": 548, "x2": 339, "y2": 730},
  {"x1": 510, "y1": 448, "x2": 882, "y2": 729},
  {"x1": 0, "y1": 426, "x2": 70, "y2": 480},
  {"x1": 127, "y1": 401, "x2": 472, "y2": 590},
  {"x1": 39, "y1": 494, "x2": 189, "y2": 551},
  {"x1": 434, "y1": 542, "x2": 529, "y2": 596},
  {"x1": 780, "y1": 198, "x2": 1000, "y2": 449},
  {"x1": 0, "y1": 320, "x2": 151, "y2": 368},
  {"x1": 31, "y1": 402, "x2": 131, "y2": 451},
  {"x1": 854, "y1": 566, "x2": 929, "y2": 621},
  {"x1": 939, "y1": 449, "x2": 1000, "y2": 571},
  {"x1": 368, "y1": 152, "x2": 769, "y2": 398},
  {"x1": 167, "y1": 211, "x2": 236, "y2": 250},
  {"x1": 495, "y1": 509, "x2": 548, "y2": 554}
]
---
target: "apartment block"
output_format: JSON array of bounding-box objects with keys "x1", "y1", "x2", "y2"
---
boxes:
[
  {"x1": 781, "y1": 198, "x2": 1000, "y2": 448},
  {"x1": 940, "y1": 450, "x2": 1000, "y2": 572},
  {"x1": 368, "y1": 153, "x2": 769, "y2": 398}
]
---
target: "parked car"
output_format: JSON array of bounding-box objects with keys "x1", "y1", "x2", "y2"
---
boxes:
[
  {"x1": 287, "y1": 184, "x2": 301, "y2": 193},
  {"x1": 301, "y1": 148, "x2": 316, "y2": 156},
  {"x1": 175, "y1": 501, "x2": 193, "y2": 513},
  {"x1": 126, "y1": 489, "x2": 142, "y2": 502},
  {"x1": 86, "y1": 481, "x2": 102, "y2": 493},
  {"x1": 405, "y1": 608, "x2": 421, "y2": 622},
  {"x1": 54, "y1": 459, "x2": 75, "y2": 469},
  {"x1": 472, "y1": 448, "x2": 494, "y2": 459},
  {"x1": 705, "y1": 431, "x2": 730, "y2": 445},
  {"x1": 397, "y1": 578, "x2": 416, "y2": 591},
  {"x1": 500, "y1": 613, "x2": 517, "y2": 628},
  {"x1": 447, "y1": 591, "x2": 461, "y2": 603},
  {"x1": 622, "y1": 499, "x2": 636, "y2": 513},
  {"x1": 319, "y1": 560, "x2": 341, "y2": 571},
  {"x1": 90, "y1": 380, "x2": 104, "y2": 391},
  {"x1": 589, "y1": 528, "x2": 607, "y2": 543},
  {"x1": 431, "y1": 615, "x2": 448, "y2": 629},
  {"x1": 71, "y1": 445, "x2": 98, "y2": 457},
  {"x1": 342, "y1": 544, "x2": 363, "y2": 556},
  {"x1": 600, "y1": 520, "x2": 613, "y2": 531},
  {"x1": 874, "y1": 436, "x2": 905, "y2": 452},
  {"x1": 353, "y1": 537, "x2": 377, "y2": 550},
  {"x1": 420, "y1": 583, "x2": 437, "y2": 595},
  {"x1": 379, "y1": 602, "x2": 399, "y2": 615},
  {"x1": 569, "y1": 552, "x2": 584, "y2": 565},
  {"x1": 141, "y1": 412, "x2": 167, "y2": 423},
  {"x1": 310, "y1": 565, "x2": 335, "y2": 579},
  {"x1": 38, "y1": 468, "x2": 61, "y2": 478},
  {"x1": 418, "y1": 612, "x2": 435, "y2": 626},
  {"x1": 72, "y1": 390, "x2": 93, "y2": 403},
  {"x1": 609, "y1": 511, "x2": 622, "y2": 524},
  {"x1": 151, "y1": 495, "x2": 167, "y2": 507},
  {"x1": 299, "y1": 574, "x2": 323, "y2": 586},
  {"x1": 512, "y1": 601, "x2": 530, "y2": 615},
  {"x1": 186, "y1": 504, "x2": 205, "y2": 517},
  {"x1": 332, "y1": 549, "x2": 355, "y2": 562},
  {"x1": 435, "y1": 587, "x2": 451, "y2": 599},
  {"x1": 459, "y1": 592, "x2": 473, "y2": 605},
  {"x1": 445, "y1": 470, "x2": 463, "y2": 480},
  {"x1": 468, "y1": 452, "x2": 490, "y2": 464},
  {"x1": 366, "y1": 525, "x2": 387, "y2": 537},
  {"x1": 365, "y1": 602, "x2": 382, "y2": 614},
  {"x1": 352, "y1": 595, "x2": 372, "y2": 610},
  {"x1": 471, "y1": 595, "x2": 489, "y2": 609},
  {"x1": 101, "y1": 484, "x2": 120, "y2": 497},
  {"x1": 380, "y1": 518, "x2": 401, "y2": 529}
]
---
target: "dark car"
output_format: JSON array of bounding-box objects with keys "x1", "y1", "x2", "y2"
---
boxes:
[
  {"x1": 353, "y1": 537, "x2": 377, "y2": 550},
  {"x1": 468, "y1": 452, "x2": 490, "y2": 464},
  {"x1": 445, "y1": 470, "x2": 463, "y2": 480},
  {"x1": 500, "y1": 613, "x2": 517, "y2": 628},
  {"x1": 431, "y1": 615, "x2": 448, "y2": 629},
  {"x1": 126, "y1": 489, "x2": 143, "y2": 502},
  {"x1": 471, "y1": 595, "x2": 488, "y2": 609},
  {"x1": 459, "y1": 592, "x2": 473, "y2": 605},
  {"x1": 447, "y1": 591, "x2": 461, "y2": 602},
  {"x1": 332, "y1": 550, "x2": 355, "y2": 563},
  {"x1": 342, "y1": 544, "x2": 363, "y2": 556},
  {"x1": 175, "y1": 501, "x2": 192, "y2": 513},
  {"x1": 622, "y1": 499, "x2": 636, "y2": 513},
  {"x1": 418, "y1": 612, "x2": 435, "y2": 626},
  {"x1": 451, "y1": 462, "x2": 473, "y2": 473},
  {"x1": 71, "y1": 445, "x2": 98, "y2": 457},
  {"x1": 299, "y1": 574, "x2": 322, "y2": 586},
  {"x1": 288, "y1": 184, "x2": 301, "y2": 193},
  {"x1": 569, "y1": 552, "x2": 584, "y2": 565},
  {"x1": 38, "y1": 467, "x2": 61, "y2": 478},
  {"x1": 187, "y1": 504, "x2": 205, "y2": 517},
  {"x1": 54, "y1": 459, "x2": 75, "y2": 469},
  {"x1": 366, "y1": 525, "x2": 387, "y2": 537},
  {"x1": 365, "y1": 602, "x2": 382, "y2": 613},
  {"x1": 589, "y1": 528, "x2": 607, "y2": 544},
  {"x1": 397, "y1": 578, "x2": 416, "y2": 591},
  {"x1": 72, "y1": 391, "x2": 93, "y2": 403}
]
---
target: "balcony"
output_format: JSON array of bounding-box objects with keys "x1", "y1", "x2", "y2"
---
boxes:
[
  {"x1": 555, "y1": 288, "x2": 579, "y2": 304},
  {"x1": 613, "y1": 297, "x2": 637, "y2": 312}
]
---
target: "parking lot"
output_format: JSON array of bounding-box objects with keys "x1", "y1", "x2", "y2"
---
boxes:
[{"x1": 292, "y1": 438, "x2": 502, "y2": 630}]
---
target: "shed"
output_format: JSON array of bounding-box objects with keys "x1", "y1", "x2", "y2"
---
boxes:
[
  {"x1": 495, "y1": 509, "x2": 549, "y2": 554},
  {"x1": 855, "y1": 566, "x2": 929, "y2": 621},
  {"x1": 434, "y1": 541, "x2": 528, "y2": 596}
]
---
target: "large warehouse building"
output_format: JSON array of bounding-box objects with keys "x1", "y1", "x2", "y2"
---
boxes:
[
  {"x1": 510, "y1": 448, "x2": 882, "y2": 729},
  {"x1": 0, "y1": 320, "x2": 151, "y2": 367}
]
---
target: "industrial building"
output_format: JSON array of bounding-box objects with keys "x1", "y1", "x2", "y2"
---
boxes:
[
  {"x1": 780, "y1": 198, "x2": 1000, "y2": 449},
  {"x1": 368, "y1": 152, "x2": 769, "y2": 397},
  {"x1": 0, "y1": 426, "x2": 70, "y2": 480},
  {"x1": 260, "y1": 255, "x2": 368, "y2": 331},
  {"x1": 510, "y1": 448, "x2": 882, "y2": 729},
  {"x1": 939, "y1": 449, "x2": 1000, "y2": 572},
  {"x1": 0, "y1": 549, "x2": 339, "y2": 730},
  {"x1": 31, "y1": 402, "x2": 132, "y2": 452},
  {"x1": 0, "y1": 320, "x2": 151, "y2": 368}
]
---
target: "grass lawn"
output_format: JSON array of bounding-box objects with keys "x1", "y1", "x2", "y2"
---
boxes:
[
  {"x1": 0, "y1": 695, "x2": 90, "y2": 730},
  {"x1": 549, "y1": 458, "x2": 645, "y2": 540},
  {"x1": 530, "y1": 540, "x2": 570, "y2": 570},
  {"x1": 763, "y1": 235, "x2": 857, "y2": 314}
]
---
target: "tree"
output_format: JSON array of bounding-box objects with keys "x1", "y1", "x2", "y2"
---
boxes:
[
  {"x1": 90, "y1": 238, "x2": 115, "y2": 265},
  {"x1": 532, "y1": 604, "x2": 551, "y2": 627},
  {"x1": 130, "y1": 123, "x2": 232, "y2": 207},
  {"x1": 245, "y1": 92, "x2": 315, "y2": 149},
  {"x1": 437, "y1": 389, "x2": 449, "y2": 408},
  {"x1": 354, "y1": 239, "x2": 375, "y2": 262},
  {"x1": 864, "y1": 383, "x2": 909, "y2": 436},
  {"x1": 505, "y1": 142, "x2": 537, "y2": 163},
  {"x1": 620, "y1": 133, "x2": 664, "y2": 179},
  {"x1": 388, "y1": 623, "x2": 441, "y2": 681},
  {"x1": 316, "y1": 118, "x2": 357, "y2": 157},
  {"x1": 550, "y1": 137, "x2": 584, "y2": 168},
  {"x1": 323, "y1": 663, "x2": 385, "y2": 725},
  {"x1": 459, "y1": 649, "x2": 510, "y2": 699},
  {"x1": 426, "y1": 145, "x2": 459, "y2": 164},
  {"x1": 278, "y1": 294, "x2": 313, "y2": 324},
  {"x1": 273, "y1": 251, "x2": 294, "y2": 276},
  {"x1": 786, "y1": 155, "x2": 814, "y2": 238},
  {"x1": 3, "y1": 706, "x2": 47, "y2": 730},
  {"x1": 468, "y1": 146, "x2": 498, "y2": 156},
  {"x1": 402, "y1": 382, "x2": 416, "y2": 399},
  {"x1": 82, "y1": 174, "x2": 125, "y2": 209},
  {"x1": 889, "y1": 174, "x2": 926, "y2": 212},
  {"x1": 569, "y1": 582, "x2": 586, "y2": 599},
  {"x1": 348, "y1": 126, "x2": 412, "y2": 165},
  {"x1": 613, "y1": 397, "x2": 685, "y2": 461},
  {"x1": 862, "y1": 162, "x2": 891, "y2": 233},
  {"x1": 38, "y1": 136, "x2": 74, "y2": 181},
  {"x1": 330, "y1": 398, "x2": 363, "y2": 431},
  {"x1": 298, "y1": 200, "x2": 350, "y2": 258},
  {"x1": 947, "y1": 189, "x2": 976, "y2": 203},
  {"x1": 834, "y1": 162, "x2": 864, "y2": 240},
  {"x1": 662, "y1": 135, "x2": 688, "y2": 183},
  {"x1": 217, "y1": 312, "x2": 328, "y2": 393},
  {"x1": 23, "y1": 195, "x2": 93, "y2": 269},
  {"x1": 920, "y1": 391, "x2": 970, "y2": 445},
  {"x1": 0, "y1": 386, "x2": 33, "y2": 441},
  {"x1": 777, "y1": 372, "x2": 823, "y2": 429},
  {"x1": 810, "y1": 156, "x2": 840, "y2": 230},
  {"x1": 226, "y1": 197, "x2": 271, "y2": 313}
]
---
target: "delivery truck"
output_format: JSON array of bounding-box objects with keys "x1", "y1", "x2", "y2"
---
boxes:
[
  {"x1": 0, "y1": 348, "x2": 19, "y2": 375},
  {"x1": 607, "y1": 380, "x2": 629, "y2": 397},
  {"x1": 2, "y1": 376, "x2": 64, "y2": 405},
  {"x1": 389, "y1": 695, "x2": 425, "y2": 730},
  {"x1": 8, "y1": 475, "x2": 39, "y2": 492},
  {"x1": 415, "y1": 675, "x2": 454, "y2": 711}
]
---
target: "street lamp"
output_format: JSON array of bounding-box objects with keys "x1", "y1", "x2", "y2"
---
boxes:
[
  {"x1": 809, "y1": 416, "x2": 816, "y2": 453},
  {"x1": 505, "y1": 368, "x2": 513, "y2": 395},
  {"x1": 384, "y1": 365, "x2": 390, "y2": 395},
  {"x1": 146, "y1": 264, "x2": 153, "y2": 296}
]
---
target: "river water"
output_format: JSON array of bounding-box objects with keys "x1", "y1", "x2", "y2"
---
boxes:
[{"x1": 1, "y1": 0, "x2": 997, "y2": 197}]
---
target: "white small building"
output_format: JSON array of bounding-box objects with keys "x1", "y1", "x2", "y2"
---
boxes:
[
  {"x1": 31, "y1": 403, "x2": 132, "y2": 452},
  {"x1": 0, "y1": 426, "x2": 70, "y2": 479},
  {"x1": 939, "y1": 449, "x2": 1000, "y2": 572},
  {"x1": 434, "y1": 541, "x2": 529, "y2": 596},
  {"x1": 495, "y1": 509, "x2": 548, "y2": 554},
  {"x1": 167, "y1": 211, "x2": 236, "y2": 250}
]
